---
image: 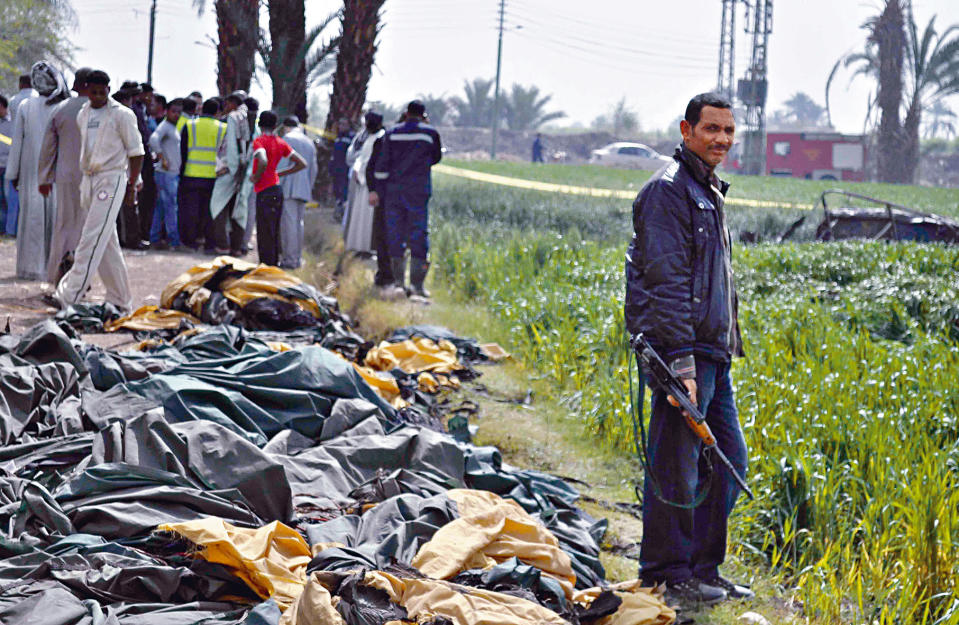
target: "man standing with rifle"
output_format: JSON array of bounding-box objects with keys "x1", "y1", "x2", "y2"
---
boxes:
[{"x1": 624, "y1": 92, "x2": 752, "y2": 609}]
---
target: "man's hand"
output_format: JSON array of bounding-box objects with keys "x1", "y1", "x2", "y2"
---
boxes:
[
  {"x1": 667, "y1": 378, "x2": 698, "y2": 417},
  {"x1": 11, "y1": 179, "x2": 18, "y2": 191},
  {"x1": 161, "y1": 156, "x2": 170, "y2": 171},
  {"x1": 124, "y1": 182, "x2": 138, "y2": 206},
  {"x1": 38, "y1": 183, "x2": 53, "y2": 196},
  {"x1": 369, "y1": 191, "x2": 379, "y2": 207}
]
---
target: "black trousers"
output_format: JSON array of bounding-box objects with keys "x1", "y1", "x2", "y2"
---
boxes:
[
  {"x1": 178, "y1": 176, "x2": 215, "y2": 249},
  {"x1": 255, "y1": 185, "x2": 283, "y2": 266},
  {"x1": 371, "y1": 201, "x2": 393, "y2": 285},
  {"x1": 137, "y1": 155, "x2": 156, "y2": 242}
]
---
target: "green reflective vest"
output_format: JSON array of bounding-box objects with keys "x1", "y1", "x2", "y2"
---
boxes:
[{"x1": 184, "y1": 117, "x2": 226, "y2": 179}]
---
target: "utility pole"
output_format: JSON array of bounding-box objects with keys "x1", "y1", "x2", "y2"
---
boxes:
[
  {"x1": 490, "y1": 0, "x2": 505, "y2": 160},
  {"x1": 739, "y1": 0, "x2": 773, "y2": 175},
  {"x1": 147, "y1": 0, "x2": 157, "y2": 83},
  {"x1": 717, "y1": 0, "x2": 738, "y2": 101}
]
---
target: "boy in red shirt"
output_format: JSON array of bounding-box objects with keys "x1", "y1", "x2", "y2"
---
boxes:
[{"x1": 250, "y1": 110, "x2": 307, "y2": 265}]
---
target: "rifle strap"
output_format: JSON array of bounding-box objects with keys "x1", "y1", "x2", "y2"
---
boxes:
[{"x1": 628, "y1": 336, "x2": 713, "y2": 510}]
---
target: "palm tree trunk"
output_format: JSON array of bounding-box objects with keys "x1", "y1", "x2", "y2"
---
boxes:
[
  {"x1": 874, "y1": 0, "x2": 907, "y2": 183},
  {"x1": 267, "y1": 0, "x2": 307, "y2": 118},
  {"x1": 325, "y1": 0, "x2": 385, "y2": 131},
  {"x1": 903, "y1": 101, "x2": 922, "y2": 183},
  {"x1": 215, "y1": 0, "x2": 258, "y2": 95}
]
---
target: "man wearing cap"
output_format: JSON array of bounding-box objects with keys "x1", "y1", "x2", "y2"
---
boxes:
[
  {"x1": 209, "y1": 91, "x2": 251, "y2": 254},
  {"x1": 39, "y1": 67, "x2": 94, "y2": 284},
  {"x1": 277, "y1": 115, "x2": 317, "y2": 269},
  {"x1": 372, "y1": 100, "x2": 442, "y2": 299},
  {"x1": 178, "y1": 98, "x2": 225, "y2": 252},
  {"x1": 250, "y1": 111, "x2": 307, "y2": 266},
  {"x1": 6, "y1": 61, "x2": 69, "y2": 281},
  {"x1": 55, "y1": 69, "x2": 142, "y2": 313}
]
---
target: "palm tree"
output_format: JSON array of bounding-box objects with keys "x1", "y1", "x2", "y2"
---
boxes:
[
  {"x1": 192, "y1": 0, "x2": 258, "y2": 95},
  {"x1": 781, "y1": 92, "x2": 826, "y2": 127},
  {"x1": 924, "y1": 100, "x2": 957, "y2": 139},
  {"x1": 325, "y1": 0, "x2": 385, "y2": 130},
  {"x1": 502, "y1": 84, "x2": 565, "y2": 131},
  {"x1": 591, "y1": 98, "x2": 639, "y2": 137},
  {"x1": 826, "y1": 2, "x2": 959, "y2": 182},
  {"x1": 261, "y1": 1, "x2": 339, "y2": 120},
  {"x1": 417, "y1": 93, "x2": 451, "y2": 127},
  {"x1": 450, "y1": 78, "x2": 495, "y2": 128}
]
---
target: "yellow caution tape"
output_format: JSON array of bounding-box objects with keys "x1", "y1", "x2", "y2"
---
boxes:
[
  {"x1": 301, "y1": 123, "x2": 336, "y2": 141},
  {"x1": 433, "y1": 164, "x2": 815, "y2": 210},
  {"x1": 0, "y1": 133, "x2": 11, "y2": 146}
]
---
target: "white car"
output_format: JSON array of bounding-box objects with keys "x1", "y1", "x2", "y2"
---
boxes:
[{"x1": 589, "y1": 142, "x2": 672, "y2": 170}]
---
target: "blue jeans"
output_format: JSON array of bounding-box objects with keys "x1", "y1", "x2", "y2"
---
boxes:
[
  {"x1": 639, "y1": 357, "x2": 748, "y2": 584},
  {"x1": 3, "y1": 176, "x2": 18, "y2": 236},
  {"x1": 151, "y1": 171, "x2": 181, "y2": 246},
  {"x1": 384, "y1": 186, "x2": 430, "y2": 259}
]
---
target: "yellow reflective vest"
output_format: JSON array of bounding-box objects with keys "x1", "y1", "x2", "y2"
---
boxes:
[{"x1": 183, "y1": 116, "x2": 226, "y2": 179}]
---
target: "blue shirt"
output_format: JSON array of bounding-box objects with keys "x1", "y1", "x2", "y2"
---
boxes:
[{"x1": 373, "y1": 120, "x2": 442, "y2": 193}]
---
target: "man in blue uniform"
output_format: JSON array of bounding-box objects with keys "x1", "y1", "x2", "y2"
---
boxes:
[{"x1": 372, "y1": 100, "x2": 442, "y2": 299}]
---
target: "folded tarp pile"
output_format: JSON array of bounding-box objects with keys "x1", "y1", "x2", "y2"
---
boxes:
[{"x1": 0, "y1": 268, "x2": 675, "y2": 624}]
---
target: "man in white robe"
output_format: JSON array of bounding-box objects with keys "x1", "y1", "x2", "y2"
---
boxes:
[{"x1": 4, "y1": 62, "x2": 69, "y2": 281}]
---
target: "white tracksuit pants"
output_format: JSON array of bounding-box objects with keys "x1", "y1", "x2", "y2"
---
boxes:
[{"x1": 55, "y1": 170, "x2": 133, "y2": 312}]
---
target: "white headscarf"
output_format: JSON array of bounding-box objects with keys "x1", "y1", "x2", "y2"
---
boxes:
[{"x1": 30, "y1": 61, "x2": 69, "y2": 105}]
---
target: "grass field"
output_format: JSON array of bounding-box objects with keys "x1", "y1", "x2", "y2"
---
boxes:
[
  {"x1": 429, "y1": 162, "x2": 959, "y2": 624},
  {"x1": 444, "y1": 158, "x2": 959, "y2": 217}
]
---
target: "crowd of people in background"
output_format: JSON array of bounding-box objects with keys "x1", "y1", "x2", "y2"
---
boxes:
[{"x1": 0, "y1": 60, "x2": 443, "y2": 313}]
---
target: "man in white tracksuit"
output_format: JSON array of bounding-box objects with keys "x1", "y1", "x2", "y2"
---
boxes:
[{"x1": 55, "y1": 70, "x2": 143, "y2": 312}]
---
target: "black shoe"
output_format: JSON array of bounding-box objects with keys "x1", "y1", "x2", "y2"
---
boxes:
[
  {"x1": 664, "y1": 578, "x2": 727, "y2": 608},
  {"x1": 696, "y1": 575, "x2": 755, "y2": 600},
  {"x1": 41, "y1": 293, "x2": 62, "y2": 310}
]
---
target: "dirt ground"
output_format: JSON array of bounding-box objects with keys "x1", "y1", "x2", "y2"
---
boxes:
[{"x1": 0, "y1": 236, "x2": 242, "y2": 349}]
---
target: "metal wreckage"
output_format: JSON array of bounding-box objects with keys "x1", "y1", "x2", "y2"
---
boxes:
[{"x1": 0, "y1": 257, "x2": 675, "y2": 625}]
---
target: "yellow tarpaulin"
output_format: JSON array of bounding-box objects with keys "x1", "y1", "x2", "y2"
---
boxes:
[
  {"x1": 412, "y1": 489, "x2": 577, "y2": 597},
  {"x1": 104, "y1": 305, "x2": 201, "y2": 332},
  {"x1": 157, "y1": 517, "x2": 311, "y2": 611},
  {"x1": 160, "y1": 256, "x2": 322, "y2": 319},
  {"x1": 282, "y1": 570, "x2": 675, "y2": 625},
  {"x1": 364, "y1": 337, "x2": 462, "y2": 375}
]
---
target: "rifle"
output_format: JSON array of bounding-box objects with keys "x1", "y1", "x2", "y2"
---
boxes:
[{"x1": 632, "y1": 333, "x2": 754, "y2": 500}]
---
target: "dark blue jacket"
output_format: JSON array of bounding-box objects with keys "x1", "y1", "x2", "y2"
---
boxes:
[
  {"x1": 624, "y1": 143, "x2": 743, "y2": 367},
  {"x1": 329, "y1": 131, "x2": 354, "y2": 175},
  {"x1": 373, "y1": 120, "x2": 442, "y2": 194}
]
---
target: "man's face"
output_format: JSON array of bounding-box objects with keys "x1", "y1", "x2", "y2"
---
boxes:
[
  {"x1": 337, "y1": 119, "x2": 350, "y2": 134},
  {"x1": 190, "y1": 95, "x2": 202, "y2": 107},
  {"x1": 166, "y1": 104, "x2": 182, "y2": 124},
  {"x1": 681, "y1": 106, "x2": 735, "y2": 168},
  {"x1": 88, "y1": 84, "x2": 110, "y2": 108},
  {"x1": 0, "y1": 103, "x2": 7, "y2": 118}
]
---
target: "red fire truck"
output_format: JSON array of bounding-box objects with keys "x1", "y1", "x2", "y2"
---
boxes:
[{"x1": 725, "y1": 131, "x2": 867, "y2": 181}]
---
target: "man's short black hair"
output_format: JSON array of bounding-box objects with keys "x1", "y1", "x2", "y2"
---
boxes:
[
  {"x1": 243, "y1": 97, "x2": 259, "y2": 112},
  {"x1": 226, "y1": 93, "x2": 244, "y2": 106},
  {"x1": 140, "y1": 82, "x2": 154, "y2": 93},
  {"x1": 168, "y1": 97, "x2": 185, "y2": 109},
  {"x1": 87, "y1": 70, "x2": 110, "y2": 86},
  {"x1": 18, "y1": 74, "x2": 31, "y2": 88},
  {"x1": 406, "y1": 99, "x2": 426, "y2": 117},
  {"x1": 258, "y1": 110, "x2": 278, "y2": 129},
  {"x1": 189, "y1": 90, "x2": 202, "y2": 98},
  {"x1": 181, "y1": 98, "x2": 197, "y2": 114},
  {"x1": 74, "y1": 67, "x2": 94, "y2": 86},
  {"x1": 0, "y1": 95, "x2": 8, "y2": 109},
  {"x1": 201, "y1": 98, "x2": 220, "y2": 116},
  {"x1": 153, "y1": 94, "x2": 167, "y2": 108},
  {"x1": 282, "y1": 115, "x2": 299, "y2": 127},
  {"x1": 684, "y1": 92, "x2": 732, "y2": 127}
]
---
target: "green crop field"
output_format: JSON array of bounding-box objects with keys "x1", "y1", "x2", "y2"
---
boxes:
[
  {"x1": 430, "y1": 163, "x2": 959, "y2": 624},
  {"x1": 445, "y1": 158, "x2": 959, "y2": 217}
]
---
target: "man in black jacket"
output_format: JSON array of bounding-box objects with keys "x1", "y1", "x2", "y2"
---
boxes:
[{"x1": 624, "y1": 92, "x2": 752, "y2": 609}]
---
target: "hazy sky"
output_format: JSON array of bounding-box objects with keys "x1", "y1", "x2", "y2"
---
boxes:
[{"x1": 69, "y1": 0, "x2": 959, "y2": 134}]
